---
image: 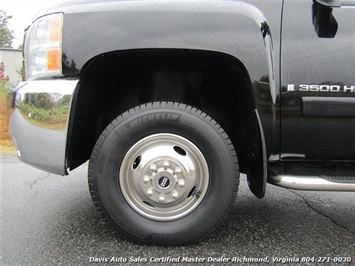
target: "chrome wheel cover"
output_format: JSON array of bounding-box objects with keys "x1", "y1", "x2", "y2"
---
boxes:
[{"x1": 119, "y1": 133, "x2": 209, "y2": 221}]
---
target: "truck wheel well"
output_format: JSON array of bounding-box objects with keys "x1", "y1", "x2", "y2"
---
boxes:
[{"x1": 66, "y1": 49, "x2": 257, "y2": 173}]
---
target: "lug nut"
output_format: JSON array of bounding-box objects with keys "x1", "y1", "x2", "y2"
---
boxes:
[
  {"x1": 178, "y1": 179, "x2": 185, "y2": 187},
  {"x1": 163, "y1": 161, "x2": 170, "y2": 168},
  {"x1": 172, "y1": 191, "x2": 179, "y2": 199},
  {"x1": 143, "y1": 176, "x2": 150, "y2": 183},
  {"x1": 175, "y1": 167, "x2": 182, "y2": 174},
  {"x1": 159, "y1": 195, "x2": 166, "y2": 202},
  {"x1": 147, "y1": 189, "x2": 154, "y2": 196},
  {"x1": 149, "y1": 164, "x2": 157, "y2": 171}
]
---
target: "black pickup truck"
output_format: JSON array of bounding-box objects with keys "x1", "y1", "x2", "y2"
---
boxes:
[{"x1": 8, "y1": 0, "x2": 355, "y2": 245}]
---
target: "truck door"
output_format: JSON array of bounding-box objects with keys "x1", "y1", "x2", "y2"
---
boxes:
[{"x1": 280, "y1": 0, "x2": 355, "y2": 161}]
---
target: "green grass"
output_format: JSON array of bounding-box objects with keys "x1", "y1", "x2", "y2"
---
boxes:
[{"x1": 0, "y1": 80, "x2": 16, "y2": 154}]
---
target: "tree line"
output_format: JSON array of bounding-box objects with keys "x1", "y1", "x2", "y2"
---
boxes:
[{"x1": 0, "y1": 9, "x2": 14, "y2": 48}]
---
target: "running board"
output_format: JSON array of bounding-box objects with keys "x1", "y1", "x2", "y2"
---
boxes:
[{"x1": 268, "y1": 175, "x2": 355, "y2": 191}]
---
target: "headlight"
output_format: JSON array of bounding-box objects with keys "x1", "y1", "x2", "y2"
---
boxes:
[{"x1": 24, "y1": 13, "x2": 63, "y2": 80}]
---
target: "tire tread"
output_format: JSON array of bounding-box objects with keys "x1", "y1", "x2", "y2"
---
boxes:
[{"x1": 88, "y1": 101, "x2": 239, "y2": 245}]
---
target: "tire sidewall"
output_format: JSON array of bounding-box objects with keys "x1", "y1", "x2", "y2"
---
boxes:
[{"x1": 90, "y1": 103, "x2": 238, "y2": 244}]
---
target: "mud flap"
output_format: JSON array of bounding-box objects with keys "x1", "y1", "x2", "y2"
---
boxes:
[{"x1": 246, "y1": 110, "x2": 267, "y2": 199}]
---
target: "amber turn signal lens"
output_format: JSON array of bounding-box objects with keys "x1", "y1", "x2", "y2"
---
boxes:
[{"x1": 47, "y1": 49, "x2": 61, "y2": 71}]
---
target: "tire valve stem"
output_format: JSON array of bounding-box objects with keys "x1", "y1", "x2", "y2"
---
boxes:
[
  {"x1": 189, "y1": 188, "x2": 201, "y2": 198},
  {"x1": 193, "y1": 190, "x2": 201, "y2": 198}
]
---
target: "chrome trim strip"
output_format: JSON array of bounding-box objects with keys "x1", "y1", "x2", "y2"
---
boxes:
[
  {"x1": 316, "y1": 0, "x2": 355, "y2": 7},
  {"x1": 341, "y1": 0, "x2": 355, "y2": 7},
  {"x1": 316, "y1": 0, "x2": 341, "y2": 7},
  {"x1": 268, "y1": 175, "x2": 355, "y2": 191},
  {"x1": 8, "y1": 79, "x2": 79, "y2": 175}
]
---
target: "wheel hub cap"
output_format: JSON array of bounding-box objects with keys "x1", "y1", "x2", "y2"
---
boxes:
[{"x1": 119, "y1": 133, "x2": 209, "y2": 221}]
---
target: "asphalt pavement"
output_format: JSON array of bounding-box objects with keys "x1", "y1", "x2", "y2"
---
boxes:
[{"x1": 1, "y1": 155, "x2": 354, "y2": 265}]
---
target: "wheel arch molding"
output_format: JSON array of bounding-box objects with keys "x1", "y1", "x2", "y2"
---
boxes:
[{"x1": 65, "y1": 48, "x2": 268, "y2": 200}]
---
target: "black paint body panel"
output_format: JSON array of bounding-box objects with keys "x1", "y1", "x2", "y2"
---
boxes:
[
  {"x1": 58, "y1": 0, "x2": 283, "y2": 160},
  {"x1": 38, "y1": 0, "x2": 354, "y2": 163},
  {"x1": 281, "y1": 1, "x2": 355, "y2": 161}
]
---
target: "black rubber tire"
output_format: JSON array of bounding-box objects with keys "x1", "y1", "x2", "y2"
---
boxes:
[{"x1": 88, "y1": 102, "x2": 239, "y2": 245}]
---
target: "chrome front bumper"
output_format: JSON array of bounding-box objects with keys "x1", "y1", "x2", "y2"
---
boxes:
[{"x1": 7, "y1": 79, "x2": 79, "y2": 175}]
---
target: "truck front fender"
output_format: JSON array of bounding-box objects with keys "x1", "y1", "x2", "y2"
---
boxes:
[
  {"x1": 57, "y1": 0, "x2": 279, "y2": 198},
  {"x1": 61, "y1": 1, "x2": 275, "y2": 90}
]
